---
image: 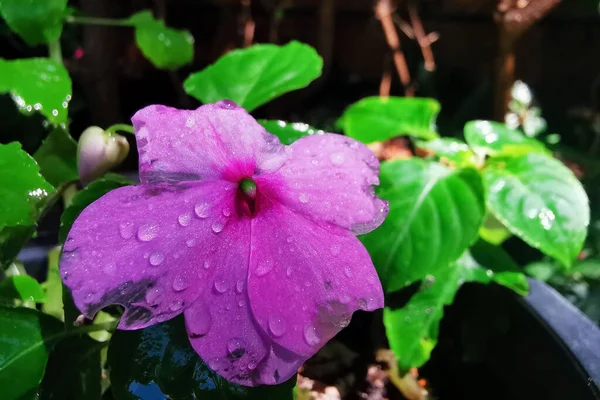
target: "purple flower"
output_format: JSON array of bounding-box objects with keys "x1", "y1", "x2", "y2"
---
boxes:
[{"x1": 60, "y1": 101, "x2": 388, "y2": 386}]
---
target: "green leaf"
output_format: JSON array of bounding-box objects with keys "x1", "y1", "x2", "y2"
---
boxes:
[
  {"x1": 0, "y1": 306, "x2": 63, "y2": 400},
  {"x1": 362, "y1": 158, "x2": 485, "y2": 292},
  {"x1": 59, "y1": 174, "x2": 132, "y2": 243},
  {"x1": 384, "y1": 249, "x2": 526, "y2": 371},
  {"x1": 483, "y1": 153, "x2": 589, "y2": 267},
  {"x1": 128, "y1": 11, "x2": 194, "y2": 70},
  {"x1": 184, "y1": 41, "x2": 322, "y2": 112},
  {"x1": 0, "y1": 275, "x2": 47, "y2": 303},
  {"x1": 525, "y1": 261, "x2": 558, "y2": 282},
  {"x1": 0, "y1": 0, "x2": 67, "y2": 46},
  {"x1": 416, "y1": 137, "x2": 474, "y2": 166},
  {"x1": 0, "y1": 58, "x2": 72, "y2": 124},
  {"x1": 478, "y1": 213, "x2": 512, "y2": 245},
  {"x1": 259, "y1": 120, "x2": 324, "y2": 145},
  {"x1": 570, "y1": 260, "x2": 600, "y2": 281},
  {"x1": 338, "y1": 96, "x2": 440, "y2": 144},
  {"x1": 464, "y1": 120, "x2": 547, "y2": 157},
  {"x1": 39, "y1": 334, "x2": 103, "y2": 400},
  {"x1": 108, "y1": 316, "x2": 296, "y2": 400},
  {"x1": 41, "y1": 246, "x2": 63, "y2": 320},
  {"x1": 34, "y1": 127, "x2": 78, "y2": 187}
]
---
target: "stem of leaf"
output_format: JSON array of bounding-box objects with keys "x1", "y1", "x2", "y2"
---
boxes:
[
  {"x1": 105, "y1": 123, "x2": 135, "y2": 136},
  {"x1": 64, "y1": 15, "x2": 134, "y2": 27},
  {"x1": 47, "y1": 40, "x2": 63, "y2": 64}
]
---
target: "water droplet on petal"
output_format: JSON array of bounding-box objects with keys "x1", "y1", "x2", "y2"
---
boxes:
[
  {"x1": 344, "y1": 266, "x2": 353, "y2": 277},
  {"x1": 227, "y1": 338, "x2": 246, "y2": 358},
  {"x1": 358, "y1": 299, "x2": 368, "y2": 310},
  {"x1": 268, "y1": 315, "x2": 286, "y2": 337},
  {"x1": 330, "y1": 152, "x2": 345, "y2": 165},
  {"x1": 119, "y1": 222, "x2": 134, "y2": 239},
  {"x1": 340, "y1": 293, "x2": 351, "y2": 304},
  {"x1": 238, "y1": 299, "x2": 245, "y2": 307},
  {"x1": 178, "y1": 213, "x2": 192, "y2": 227},
  {"x1": 286, "y1": 266, "x2": 293, "y2": 277},
  {"x1": 304, "y1": 325, "x2": 320, "y2": 346},
  {"x1": 146, "y1": 287, "x2": 162, "y2": 305},
  {"x1": 330, "y1": 244, "x2": 341, "y2": 255},
  {"x1": 186, "y1": 239, "x2": 196, "y2": 248},
  {"x1": 137, "y1": 222, "x2": 159, "y2": 241},
  {"x1": 211, "y1": 220, "x2": 224, "y2": 233},
  {"x1": 169, "y1": 300, "x2": 183, "y2": 312},
  {"x1": 214, "y1": 278, "x2": 229, "y2": 293},
  {"x1": 298, "y1": 193, "x2": 309, "y2": 204},
  {"x1": 311, "y1": 159, "x2": 319, "y2": 166},
  {"x1": 194, "y1": 202, "x2": 210, "y2": 218},
  {"x1": 222, "y1": 206, "x2": 231, "y2": 217},
  {"x1": 203, "y1": 260, "x2": 210, "y2": 269},
  {"x1": 149, "y1": 252, "x2": 164, "y2": 266},
  {"x1": 255, "y1": 259, "x2": 273, "y2": 276},
  {"x1": 185, "y1": 117, "x2": 196, "y2": 128},
  {"x1": 103, "y1": 263, "x2": 117, "y2": 274},
  {"x1": 173, "y1": 275, "x2": 188, "y2": 291},
  {"x1": 236, "y1": 280, "x2": 244, "y2": 293},
  {"x1": 248, "y1": 361, "x2": 257, "y2": 370},
  {"x1": 218, "y1": 100, "x2": 237, "y2": 110},
  {"x1": 286, "y1": 236, "x2": 293, "y2": 243}
]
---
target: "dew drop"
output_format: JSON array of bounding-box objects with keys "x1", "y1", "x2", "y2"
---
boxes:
[
  {"x1": 255, "y1": 259, "x2": 273, "y2": 276},
  {"x1": 367, "y1": 275, "x2": 377, "y2": 284},
  {"x1": 146, "y1": 287, "x2": 162, "y2": 305},
  {"x1": 329, "y1": 152, "x2": 345, "y2": 165},
  {"x1": 218, "y1": 100, "x2": 237, "y2": 110},
  {"x1": 188, "y1": 304, "x2": 211, "y2": 336},
  {"x1": 211, "y1": 220, "x2": 225, "y2": 234},
  {"x1": 486, "y1": 269, "x2": 494, "y2": 277},
  {"x1": 344, "y1": 266, "x2": 353, "y2": 278},
  {"x1": 248, "y1": 361, "x2": 257, "y2": 370},
  {"x1": 330, "y1": 244, "x2": 341, "y2": 255},
  {"x1": 227, "y1": 338, "x2": 246, "y2": 358},
  {"x1": 214, "y1": 278, "x2": 229, "y2": 293},
  {"x1": 238, "y1": 299, "x2": 245, "y2": 308},
  {"x1": 119, "y1": 222, "x2": 134, "y2": 239},
  {"x1": 173, "y1": 275, "x2": 188, "y2": 292},
  {"x1": 203, "y1": 261, "x2": 211, "y2": 270},
  {"x1": 137, "y1": 222, "x2": 159, "y2": 241},
  {"x1": 185, "y1": 117, "x2": 196, "y2": 128},
  {"x1": 236, "y1": 280, "x2": 244, "y2": 293},
  {"x1": 194, "y1": 202, "x2": 210, "y2": 218},
  {"x1": 222, "y1": 206, "x2": 231, "y2": 217},
  {"x1": 103, "y1": 262, "x2": 117, "y2": 275},
  {"x1": 169, "y1": 300, "x2": 183, "y2": 312},
  {"x1": 358, "y1": 299, "x2": 368, "y2": 310},
  {"x1": 286, "y1": 236, "x2": 293, "y2": 243},
  {"x1": 298, "y1": 193, "x2": 309, "y2": 204},
  {"x1": 178, "y1": 213, "x2": 192, "y2": 227},
  {"x1": 340, "y1": 293, "x2": 352, "y2": 304},
  {"x1": 268, "y1": 315, "x2": 286, "y2": 337},
  {"x1": 303, "y1": 325, "x2": 320, "y2": 346},
  {"x1": 286, "y1": 266, "x2": 293, "y2": 277},
  {"x1": 149, "y1": 252, "x2": 164, "y2": 266},
  {"x1": 186, "y1": 239, "x2": 196, "y2": 248}
]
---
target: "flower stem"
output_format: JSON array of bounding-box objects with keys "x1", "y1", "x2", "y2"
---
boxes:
[
  {"x1": 106, "y1": 123, "x2": 135, "y2": 136},
  {"x1": 64, "y1": 15, "x2": 134, "y2": 27},
  {"x1": 47, "y1": 40, "x2": 63, "y2": 64}
]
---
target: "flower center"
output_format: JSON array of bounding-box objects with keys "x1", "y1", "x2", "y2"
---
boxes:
[{"x1": 237, "y1": 177, "x2": 257, "y2": 217}]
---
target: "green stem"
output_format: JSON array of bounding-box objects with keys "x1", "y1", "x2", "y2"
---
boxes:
[
  {"x1": 105, "y1": 123, "x2": 135, "y2": 136},
  {"x1": 47, "y1": 40, "x2": 63, "y2": 64},
  {"x1": 70, "y1": 320, "x2": 119, "y2": 335},
  {"x1": 64, "y1": 15, "x2": 134, "y2": 27}
]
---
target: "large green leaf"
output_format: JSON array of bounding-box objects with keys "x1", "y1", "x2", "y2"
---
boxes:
[
  {"x1": 258, "y1": 120, "x2": 324, "y2": 145},
  {"x1": 184, "y1": 41, "x2": 322, "y2": 112},
  {"x1": 362, "y1": 158, "x2": 485, "y2": 292},
  {"x1": 483, "y1": 153, "x2": 589, "y2": 267},
  {"x1": 0, "y1": 0, "x2": 67, "y2": 46},
  {"x1": 108, "y1": 316, "x2": 296, "y2": 400},
  {"x1": 383, "y1": 249, "x2": 526, "y2": 370},
  {"x1": 0, "y1": 307, "x2": 63, "y2": 399},
  {"x1": 0, "y1": 275, "x2": 47, "y2": 303},
  {"x1": 338, "y1": 96, "x2": 440, "y2": 144},
  {"x1": 128, "y1": 11, "x2": 194, "y2": 70},
  {"x1": 59, "y1": 174, "x2": 133, "y2": 243},
  {"x1": 0, "y1": 58, "x2": 72, "y2": 124},
  {"x1": 464, "y1": 120, "x2": 546, "y2": 157},
  {"x1": 34, "y1": 127, "x2": 78, "y2": 187},
  {"x1": 41, "y1": 246, "x2": 63, "y2": 320},
  {"x1": 416, "y1": 137, "x2": 475, "y2": 166}
]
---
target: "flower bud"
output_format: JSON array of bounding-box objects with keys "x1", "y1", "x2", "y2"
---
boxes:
[{"x1": 77, "y1": 126, "x2": 129, "y2": 184}]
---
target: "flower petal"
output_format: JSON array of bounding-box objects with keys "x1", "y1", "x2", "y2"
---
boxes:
[
  {"x1": 259, "y1": 134, "x2": 388, "y2": 235},
  {"x1": 247, "y1": 197, "x2": 384, "y2": 358},
  {"x1": 60, "y1": 180, "x2": 238, "y2": 330},
  {"x1": 132, "y1": 102, "x2": 288, "y2": 184}
]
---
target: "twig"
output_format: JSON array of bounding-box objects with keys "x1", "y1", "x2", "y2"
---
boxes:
[
  {"x1": 407, "y1": 3, "x2": 435, "y2": 72},
  {"x1": 241, "y1": 0, "x2": 255, "y2": 48},
  {"x1": 380, "y1": 53, "x2": 392, "y2": 97},
  {"x1": 375, "y1": 0, "x2": 414, "y2": 96}
]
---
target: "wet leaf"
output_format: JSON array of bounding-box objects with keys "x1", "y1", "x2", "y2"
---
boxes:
[
  {"x1": 339, "y1": 97, "x2": 440, "y2": 144},
  {"x1": 259, "y1": 120, "x2": 324, "y2": 145},
  {"x1": 0, "y1": 275, "x2": 47, "y2": 303},
  {"x1": 362, "y1": 158, "x2": 485, "y2": 292},
  {"x1": 464, "y1": 120, "x2": 547, "y2": 157},
  {"x1": 0, "y1": 58, "x2": 71, "y2": 124},
  {"x1": 34, "y1": 126, "x2": 78, "y2": 187},
  {"x1": 483, "y1": 153, "x2": 589, "y2": 267},
  {"x1": 108, "y1": 316, "x2": 296, "y2": 400},
  {"x1": 184, "y1": 41, "x2": 322, "y2": 112},
  {"x1": 0, "y1": 0, "x2": 67, "y2": 45},
  {"x1": 128, "y1": 11, "x2": 194, "y2": 70},
  {"x1": 416, "y1": 137, "x2": 474, "y2": 166}
]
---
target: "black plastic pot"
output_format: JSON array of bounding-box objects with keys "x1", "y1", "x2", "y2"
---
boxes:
[{"x1": 422, "y1": 279, "x2": 600, "y2": 400}]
